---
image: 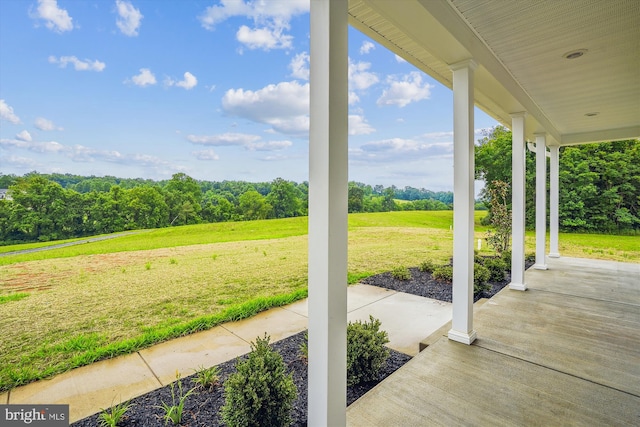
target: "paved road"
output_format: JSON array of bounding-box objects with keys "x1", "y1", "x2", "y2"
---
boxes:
[{"x1": 0, "y1": 232, "x2": 141, "y2": 257}]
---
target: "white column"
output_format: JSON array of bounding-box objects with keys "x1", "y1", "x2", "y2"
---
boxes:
[
  {"x1": 509, "y1": 112, "x2": 527, "y2": 290},
  {"x1": 533, "y1": 133, "x2": 548, "y2": 270},
  {"x1": 308, "y1": 1, "x2": 348, "y2": 426},
  {"x1": 549, "y1": 144, "x2": 560, "y2": 258},
  {"x1": 448, "y1": 59, "x2": 477, "y2": 345}
]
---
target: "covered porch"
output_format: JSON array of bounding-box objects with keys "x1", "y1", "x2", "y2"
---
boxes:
[
  {"x1": 347, "y1": 256, "x2": 640, "y2": 425},
  {"x1": 306, "y1": 1, "x2": 639, "y2": 424}
]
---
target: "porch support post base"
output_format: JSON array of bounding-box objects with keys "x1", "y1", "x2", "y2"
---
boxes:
[
  {"x1": 448, "y1": 329, "x2": 477, "y2": 345},
  {"x1": 509, "y1": 282, "x2": 528, "y2": 291}
]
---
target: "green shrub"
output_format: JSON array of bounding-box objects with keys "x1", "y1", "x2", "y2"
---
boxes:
[
  {"x1": 432, "y1": 265, "x2": 453, "y2": 283},
  {"x1": 473, "y1": 263, "x2": 491, "y2": 294},
  {"x1": 221, "y1": 334, "x2": 297, "y2": 427},
  {"x1": 347, "y1": 315, "x2": 390, "y2": 386},
  {"x1": 391, "y1": 266, "x2": 411, "y2": 281},
  {"x1": 418, "y1": 259, "x2": 436, "y2": 273},
  {"x1": 483, "y1": 257, "x2": 508, "y2": 282},
  {"x1": 525, "y1": 252, "x2": 536, "y2": 263}
]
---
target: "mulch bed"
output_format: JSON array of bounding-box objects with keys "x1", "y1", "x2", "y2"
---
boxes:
[
  {"x1": 362, "y1": 267, "x2": 506, "y2": 302},
  {"x1": 73, "y1": 260, "x2": 523, "y2": 426},
  {"x1": 72, "y1": 331, "x2": 410, "y2": 427}
]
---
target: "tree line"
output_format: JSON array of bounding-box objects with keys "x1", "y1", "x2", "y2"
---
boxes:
[
  {"x1": 0, "y1": 173, "x2": 452, "y2": 245},
  {"x1": 475, "y1": 126, "x2": 639, "y2": 234}
]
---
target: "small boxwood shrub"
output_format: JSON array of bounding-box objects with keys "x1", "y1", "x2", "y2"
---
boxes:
[
  {"x1": 391, "y1": 266, "x2": 411, "y2": 281},
  {"x1": 432, "y1": 265, "x2": 453, "y2": 283},
  {"x1": 473, "y1": 263, "x2": 491, "y2": 294},
  {"x1": 347, "y1": 316, "x2": 390, "y2": 386},
  {"x1": 221, "y1": 334, "x2": 297, "y2": 427},
  {"x1": 483, "y1": 257, "x2": 508, "y2": 282},
  {"x1": 525, "y1": 252, "x2": 536, "y2": 263},
  {"x1": 418, "y1": 259, "x2": 436, "y2": 273}
]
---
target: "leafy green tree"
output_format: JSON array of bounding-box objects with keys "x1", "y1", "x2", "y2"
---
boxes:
[
  {"x1": 485, "y1": 180, "x2": 511, "y2": 254},
  {"x1": 266, "y1": 178, "x2": 300, "y2": 218},
  {"x1": 381, "y1": 187, "x2": 397, "y2": 211},
  {"x1": 238, "y1": 190, "x2": 272, "y2": 220},
  {"x1": 475, "y1": 126, "x2": 537, "y2": 227},
  {"x1": 164, "y1": 173, "x2": 202, "y2": 225},
  {"x1": 9, "y1": 176, "x2": 65, "y2": 241},
  {"x1": 559, "y1": 140, "x2": 639, "y2": 232},
  {"x1": 125, "y1": 186, "x2": 169, "y2": 229},
  {"x1": 348, "y1": 184, "x2": 364, "y2": 213}
]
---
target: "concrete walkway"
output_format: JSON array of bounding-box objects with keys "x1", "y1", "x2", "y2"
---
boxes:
[
  {"x1": 1, "y1": 284, "x2": 452, "y2": 423},
  {"x1": 347, "y1": 257, "x2": 640, "y2": 426}
]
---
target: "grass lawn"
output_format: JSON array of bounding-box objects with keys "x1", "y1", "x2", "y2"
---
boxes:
[{"x1": 0, "y1": 211, "x2": 637, "y2": 392}]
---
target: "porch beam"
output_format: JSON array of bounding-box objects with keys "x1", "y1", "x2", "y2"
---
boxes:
[
  {"x1": 308, "y1": 1, "x2": 348, "y2": 426},
  {"x1": 533, "y1": 133, "x2": 548, "y2": 270},
  {"x1": 509, "y1": 112, "x2": 527, "y2": 290},
  {"x1": 448, "y1": 59, "x2": 477, "y2": 345},
  {"x1": 549, "y1": 144, "x2": 560, "y2": 258}
]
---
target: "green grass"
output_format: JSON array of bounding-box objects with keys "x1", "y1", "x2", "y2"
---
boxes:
[
  {"x1": 0, "y1": 211, "x2": 637, "y2": 392},
  {"x1": 0, "y1": 292, "x2": 30, "y2": 304}
]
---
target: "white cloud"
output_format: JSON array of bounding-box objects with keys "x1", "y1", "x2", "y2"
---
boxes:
[
  {"x1": 422, "y1": 131, "x2": 454, "y2": 140},
  {"x1": 377, "y1": 71, "x2": 433, "y2": 107},
  {"x1": 66, "y1": 145, "x2": 124, "y2": 162},
  {"x1": 236, "y1": 25, "x2": 292, "y2": 51},
  {"x1": 31, "y1": 0, "x2": 73, "y2": 33},
  {"x1": 248, "y1": 140, "x2": 293, "y2": 151},
  {"x1": 115, "y1": 0, "x2": 143, "y2": 37},
  {"x1": 349, "y1": 115, "x2": 375, "y2": 135},
  {"x1": 198, "y1": 0, "x2": 309, "y2": 51},
  {"x1": 186, "y1": 132, "x2": 292, "y2": 152},
  {"x1": 127, "y1": 68, "x2": 156, "y2": 87},
  {"x1": 187, "y1": 132, "x2": 260, "y2": 147},
  {"x1": 289, "y1": 52, "x2": 309, "y2": 80},
  {"x1": 3, "y1": 155, "x2": 39, "y2": 169},
  {"x1": 360, "y1": 41, "x2": 375, "y2": 55},
  {"x1": 222, "y1": 80, "x2": 309, "y2": 135},
  {"x1": 395, "y1": 54, "x2": 407, "y2": 63},
  {"x1": 0, "y1": 138, "x2": 66, "y2": 153},
  {"x1": 0, "y1": 100, "x2": 21, "y2": 124},
  {"x1": 349, "y1": 59, "x2": 379, "y2": 91},
  {"x1": 35, "y1": 117, "x2": 63, "y2": 131},
  {"x1": 16, "y1": 130, "x2": 32, "y2": 142},
  {"x1": 193, "y1": 149, "x2": 220, "y2": 161},
  {"x1": 166, "y1": 72, "x2": 198, "y2": 90},
  {"x1": 354, "y1": 137, "x2": 452, "y2": 163},
  {"x1": 1, "y1": 136, "x2": 183, "y2": 172},
  {"x1": 48, "y1": 55, "x2": 106, "y2": 72}
]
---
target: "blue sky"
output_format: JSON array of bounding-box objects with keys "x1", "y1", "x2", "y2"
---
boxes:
[{"x1": 0, "y1": 0, "x2": 499, "y2": 192}]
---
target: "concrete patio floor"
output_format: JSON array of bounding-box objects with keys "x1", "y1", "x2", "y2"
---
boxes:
[
  {"x1": 2, "y1": 284, "x2": 452, "y2": 423},
  {"x1": 347, "y1": 257, "x2": 640, "y2": 426}
]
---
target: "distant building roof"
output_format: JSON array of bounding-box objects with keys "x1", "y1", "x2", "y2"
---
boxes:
[{"x1": 0, "y1": 189, "x2": 10, "y2": 200}]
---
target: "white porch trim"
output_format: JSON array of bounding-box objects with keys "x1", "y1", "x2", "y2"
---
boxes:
[
  {"x1": 533, "y1": 133, "x2": 548, "y2": 270},
  {"x1": 448, "y1": 59, "x2": 477, "y2": 345},
  {"x1": 308, "y1": 1, "x2": 348, "y2": 425},
  {"x1": 509, "y1": 112, "x2": 527, "y2": 290},
  {"x1": 549, "y1": 144, "x2": 560, "y2": 258}
]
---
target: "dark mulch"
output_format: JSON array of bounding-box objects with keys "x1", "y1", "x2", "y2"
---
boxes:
[
  {"x1": 361, "y1": 261, "x2": 534, "y2": 302},
  {"x1": 72, "y1": 331, "x2": 411, "y2": 427}
]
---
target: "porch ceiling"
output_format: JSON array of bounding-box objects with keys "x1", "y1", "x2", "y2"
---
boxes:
[{"x1": 348, "y1": 0, "x2": 640, "y2": 146}]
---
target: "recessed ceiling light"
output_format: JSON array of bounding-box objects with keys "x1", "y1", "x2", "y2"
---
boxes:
[
  {"x1": 585, "y1": 112, "x2": 599, "y2": 117},
  {"x1": 563, "y1": 49, "x2": 588, "y2": 59}
]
